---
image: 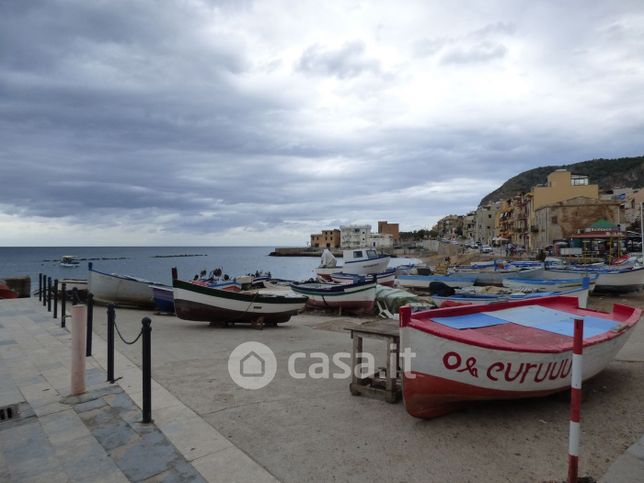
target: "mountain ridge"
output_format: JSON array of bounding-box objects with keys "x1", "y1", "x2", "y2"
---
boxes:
[{"x1": 480, "y1": 156, "x2": 644, "y2": 206}]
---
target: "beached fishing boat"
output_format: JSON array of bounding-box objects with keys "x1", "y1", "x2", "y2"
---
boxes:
[
  {"x1": 316, "y1": 248, "x2": 390, "y2": 280},
  {"x1": 400, "y1": 296, "x2": 642, "y2": 419},
  {"x1": 397, "y1": 274, "x2": 478, "y2": 290},
  {"x1": 172, "y1": 279, "x2": 307, "y2": 325},
  {"x1": 290, "y1": 280, "x2": 376, "y2": 314},
  {"x1": 0, "y1": 281, "x2": 18, "y2": 299},
  {"x1": 330, "y1": 268, "x2": 396, "y2": 287},
  {"x1": 543, "y1": 265, "x2": 644, "y2": 293},
  {"x1": 88, "y1": 263, "x2": 162, "y2": 308},
  {"x1": 150, "y1": 285, "x2": 175, "y2": 313},
  {"x1": 502, "y1": 275, "x2": 596, "y2": 292},
  {"x1": 450, "y1": 265, "x2": 544, "y2": 285},
  {"x1": 430, "y1": 285, "x2": 590, "y2": 308}
]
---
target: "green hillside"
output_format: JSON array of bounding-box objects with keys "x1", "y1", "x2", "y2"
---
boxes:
[{"x1": 480, "y1": 156, "x2": 644, "y2": 206}]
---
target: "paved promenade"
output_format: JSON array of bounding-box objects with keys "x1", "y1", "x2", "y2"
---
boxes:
[
  {"x1": 1, "y1": 295, "x2": 643, "y2": 482},
  {"x1": 0, "y1": 298, "x2": 277, "y2": 482}
]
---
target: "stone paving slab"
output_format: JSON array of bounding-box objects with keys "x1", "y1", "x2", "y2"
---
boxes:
[{"x1": 0, "y1": 297, "x2": 278, "y2": 482}]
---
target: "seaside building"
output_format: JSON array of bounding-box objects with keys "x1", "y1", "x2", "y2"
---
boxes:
[
  {"x1": 433, "y1": 215, "x2": 463, "y2": 240},
  {"x1": 474, "y1": 202, "x2": 500, "y2": 245},
  {"x1": 340, "y1": 224, "x2": 372, "y2": 249},
  {"x1": 369, "y1": 233, "x2": 394, "y2": 250},
  {"x1": 310, "y1": 229, "x2": 341, "y2": 249},
  {"x1": 532, "y1": 196, "x2": 620, "y2": 249},
  {"x1": 462, "y1": 212, "x2": 476, "y2": 242},
  {"x1": 496, "y1": 193, "x2": 531, "y2": 248},
  {"x1": 377, "y1": 221, "x2": 400, "y2": 243},
  {"x1": 624, "y1": 189, "x2": 644, "y2": 225}
]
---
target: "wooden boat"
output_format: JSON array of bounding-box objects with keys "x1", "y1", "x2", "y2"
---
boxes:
[
  {"x1": 316, "y1": 248, "x2": 390, "y2": 280},
  {"x1": 399, "y1": 296, "x2": 641, "y2": 419},
  {"x1": 0, "y1": 281, "x2": 18, "y2": 299},
  {"x1": 502, "y1": 274, "x2": 596, "y2": 292},
  {"x1": 172, "y1": 279, "x2": 307, "y2": 325},
  {"x1": 430, "y1": 285, "x2": 590, "y2": 308},
  {"x1": 543, "y1": 266, "x2": 644, "y2": 293},
  {"x1": 88, "y1": 263, "x2": 162, "y2": 308},
  {"x1": 397, "y1": 274, "x2": 477, "y2": 290},
  {"x1": 290, "y1": 280, "x2": 376, "y2": 314},
  {"x1": 330, "y1": 268, "x2": 396, "y2": 287},
  {"x1": 150, "y1": 285, "x2": 175, "y2": 313},
  {"x1": 451, "y1": 265, "x2": 544, "y2": 285}
]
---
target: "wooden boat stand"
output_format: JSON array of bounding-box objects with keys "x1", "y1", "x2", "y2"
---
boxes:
[{"x1": 347, "y1": 321, "x2": 401, "y2": 403}]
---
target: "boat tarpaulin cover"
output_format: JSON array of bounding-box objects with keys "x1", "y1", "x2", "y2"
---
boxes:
[
  {"x1": 485, "y1": 306, "x2": 620, "y2": 338},
  {"x1": 432, "y1": 313, "x2": 509, "y2": 330}
]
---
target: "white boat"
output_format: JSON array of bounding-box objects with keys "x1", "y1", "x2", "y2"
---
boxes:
[
  {"x1": 330, "y1": 268, "x2": 396, "y2": 287},
  {"x1": 431, "y1": 285, "x2": 591, "y2": 309},
  {"x1": 290, "y1": 280, "x2": 376, "y2": 314},
  {"x1": 543, "y1": 266, "x2": 644, "y2": 293},
  {"x1": 88, "y1": 262, "x2": 162, "y2": 307},
  {"x1": 502, "y1": 275, "x2": 596, "y2": 292},
  {"x1": 60, "y1": 255, "x2": 80, "y2": 267},
  {"x1": 316, "y1": 248, "x2": 390, "y2": 280},
  {"x1": 172, "y1": 279, "x2": 307, "y2": 325},
  {"x1": 400, "y1": 297, "x2": 642, "y2": 419},
  {"x1": 451, "y1": 265, "x2": 544, "y2": 285},
  {"x1": 397, "y1": 274, "x2": 478, "y2": 290}
]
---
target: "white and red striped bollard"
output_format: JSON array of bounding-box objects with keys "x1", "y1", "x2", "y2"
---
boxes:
[{"x1": 568, "y1": 318, "x2": 584, "y2": 483}]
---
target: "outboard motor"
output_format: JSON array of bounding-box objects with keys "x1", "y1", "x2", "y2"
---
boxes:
[{"x1": 428, "y1": 281, "x2": 456, "y2": 297}]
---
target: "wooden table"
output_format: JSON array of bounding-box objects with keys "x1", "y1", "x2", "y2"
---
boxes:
[{"x1": 346, "y1": 321, "x2": 401, "y2": 403}]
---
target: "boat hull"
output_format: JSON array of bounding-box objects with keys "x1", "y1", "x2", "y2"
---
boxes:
[
  {"x1": 544, "y1": 266, "x2": 644, "y2": 293},
  {"x1": 88, "y1": 268, "x2": 157, "y2": 308},
  {"x1": 173, "y1": 280, "x2": 307, "y2": 324},
  {"x1": 432, "y1": 287, "x2": 590, "y2": 308},
  {"x1": 397, "y1": 274, "x2": 477, "y2": 289},
  {"x1": 330, "y1": 269, "x2": 396, "y2": 287},
  {"x1": 400, "y1": 297, "x2": 640, "y2": 419},
  {"x1": 290, "y1": 281, "x2": 376, "y2": 314},
  {"x1": 151, "y1": 285, "x2": 175, "y2": 313}
]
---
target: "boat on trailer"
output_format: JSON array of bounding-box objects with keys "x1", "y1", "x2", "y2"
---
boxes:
[
  {"x1": 172, "y1": 279, "x2": 307, "y2": 325},
  {"x1": 399, "y1": 296, "x2": 641, "y2": 419}
]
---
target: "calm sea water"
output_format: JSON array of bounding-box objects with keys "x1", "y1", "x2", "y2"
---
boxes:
[{"x1": 0, "y1": 247, "x2": 418, "y2": 288}]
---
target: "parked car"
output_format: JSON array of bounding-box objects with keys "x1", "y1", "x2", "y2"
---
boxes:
[{"x1": 479, "y1": 244, "x2": 493, "y2": 253}]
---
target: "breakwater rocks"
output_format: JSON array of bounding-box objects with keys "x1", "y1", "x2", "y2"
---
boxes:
[{"x1": 270, "y1": 247, "x2": 342, "y2": 257}]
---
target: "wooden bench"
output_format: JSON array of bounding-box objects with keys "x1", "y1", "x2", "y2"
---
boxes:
[{"x1": 346, "y1": 321, "x2": 401, "y2": 403}]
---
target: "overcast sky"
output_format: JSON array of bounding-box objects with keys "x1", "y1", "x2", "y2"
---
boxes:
[{"x1": 2, "y1": 0, "x2": 644, "y2": 246}]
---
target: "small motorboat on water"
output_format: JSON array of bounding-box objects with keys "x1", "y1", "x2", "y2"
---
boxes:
[
  {"x1": 60, "y1": 255, "x2": 80, "y2": 267},
  {"x1": 400, "y1": 296, "x2": 642, "y2": 419},
  {"x1": 290, "y1": 279, "x2": 376, "y2": 314}
]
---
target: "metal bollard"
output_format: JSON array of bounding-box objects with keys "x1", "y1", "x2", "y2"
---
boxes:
[
  {"x1": 142, "y1": 317, "x2": 152, "y2": 423},
  {"x1": 61, "y1": 283, "x2": 67, "y2": 328},
  {"x1": 53, "y1": 279, "x2": 58, "y2": 319},
  {"x1": 107, "y1": 304, "x2": 115, "y2": 383},
  {"x1": 70, "y1": 304, "x2": 87, "y2": 396},
  {"x1": 38, "y1": 273, "x2": 42, "y2": 302},
  {"x1": 47, "y1": 277, "x2": 52, "y2": 312},
  {"x1": 42, "y1": 275, "x2": 47, "y2": 307},
  {"x1": 86, "y1": 293, "x2": 94, "y2": 357}
]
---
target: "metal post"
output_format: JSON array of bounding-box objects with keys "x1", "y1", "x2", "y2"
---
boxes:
[
  {"x1": 107, "y1": 304, "x2": 115, "y2": 383},
  {"x1": 42, "y1": 275, "x2": 47, "y2": 307},
  {"x1": 38, "y1": 273, "x2": 42, "y2": 301},
  {"x1": 142, "y1": 317, "x2": 152, "y2": 423},
  {"x1": 53, "y1": 279, "x2": 58, "y2": 318},
  {"x1": 47, "y1": 277, "x2": 52, "y2": 312},
  {"x1": 86, "y1": 293, "x2": 94, "y2": 357},
  {"x1": 568, "y1": 318, "x2": 584, "y2": 483},
  {"x1": 61, "y1": 283, "x2": 67, "y2": 328}
]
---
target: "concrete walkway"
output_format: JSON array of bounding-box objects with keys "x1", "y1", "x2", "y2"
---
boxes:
[{"x1": 0, "y1": 298, "x2": 277, "y2": 482}]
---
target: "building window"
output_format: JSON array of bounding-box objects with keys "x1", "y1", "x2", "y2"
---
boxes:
[{"x1": 551, "y1": 216, "x2": 558, "y2": 224}]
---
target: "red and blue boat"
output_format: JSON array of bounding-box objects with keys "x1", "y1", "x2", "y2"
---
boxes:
[{"x1": 399, "y1": 296, "x2": 641, "y2": 419}]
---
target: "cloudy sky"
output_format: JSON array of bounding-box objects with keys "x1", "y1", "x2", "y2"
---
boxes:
[{"x1": 2, "y1": 0, "x2": 644, "y2": 246}]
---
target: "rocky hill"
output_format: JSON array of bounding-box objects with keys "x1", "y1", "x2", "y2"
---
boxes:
[{"x1": 480, "y1": 156, "x2": 644, "y2": 206}]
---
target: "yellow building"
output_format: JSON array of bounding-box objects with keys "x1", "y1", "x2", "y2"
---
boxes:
[{"x1": 310, "y1": 229, "x2": 341, "y2": 249}]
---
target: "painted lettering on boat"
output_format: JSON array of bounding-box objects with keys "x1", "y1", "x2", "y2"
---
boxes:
[{"x1": 443, "y1": 351, "x2": 571, "y2": 384}]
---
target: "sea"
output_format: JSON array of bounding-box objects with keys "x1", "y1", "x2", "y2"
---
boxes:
[{"x1": 0, "y1": 247, "x2": 419, "y2": 288}]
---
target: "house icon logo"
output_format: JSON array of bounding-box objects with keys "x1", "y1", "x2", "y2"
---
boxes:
[{"x1": 228, "y1": 342, "x2": 277, "y2": 390}]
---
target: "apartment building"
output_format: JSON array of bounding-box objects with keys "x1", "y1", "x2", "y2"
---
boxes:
[
  {"x1": 310, "y1": 229, "x2": 341, "y2": 249},
  {"x1": 340, "y1": 224, "x2": 372, "y2": 249},
  {"x1": 377, "y1": 221, "x2": 400, "y2": 243}
]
